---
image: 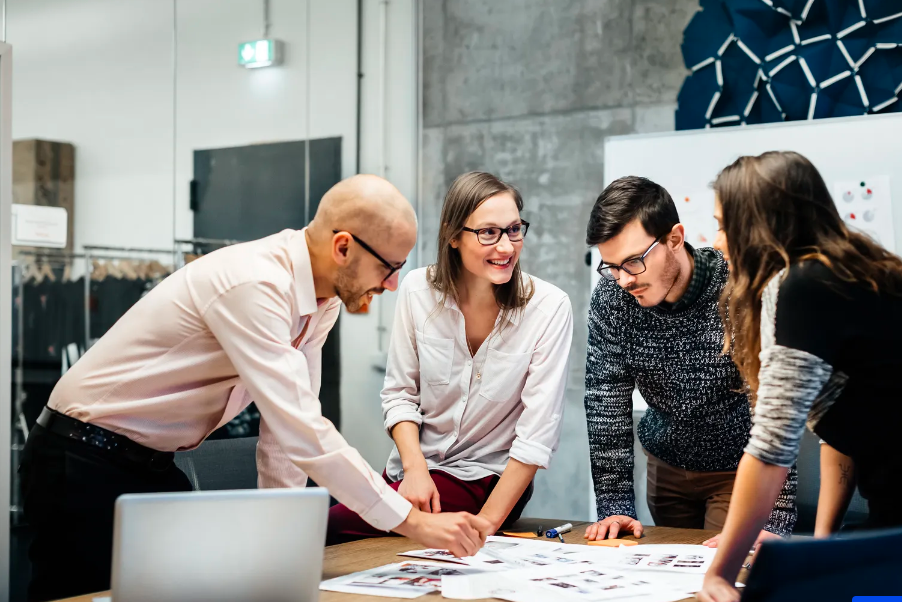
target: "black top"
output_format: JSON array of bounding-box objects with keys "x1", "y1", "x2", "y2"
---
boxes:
[{"x1": 748, "y1": 261, "x2": 902, "y2": 528}]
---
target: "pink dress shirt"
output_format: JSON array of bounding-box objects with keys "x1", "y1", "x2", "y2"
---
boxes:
[{"x1": 48, "y1": 229, "x2": 412, "y2": 531}]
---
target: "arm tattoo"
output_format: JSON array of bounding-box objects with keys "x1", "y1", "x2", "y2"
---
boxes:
[{"x1": 839, "y1": 462, "x2": 852, "y2": 485}]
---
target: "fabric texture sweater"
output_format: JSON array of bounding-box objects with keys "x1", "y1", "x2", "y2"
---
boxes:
[{"x1": 584, "y1": 246, "x2": 797, "y2": 535}]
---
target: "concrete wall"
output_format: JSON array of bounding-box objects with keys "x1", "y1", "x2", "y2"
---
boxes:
[{"x1": 420, "y1": 0, "x2": 699, "y2": 520}]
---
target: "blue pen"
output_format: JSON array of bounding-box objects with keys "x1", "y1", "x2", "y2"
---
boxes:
[{"x1": 545, "y1": 523, "x2": 572, "y2": 540}]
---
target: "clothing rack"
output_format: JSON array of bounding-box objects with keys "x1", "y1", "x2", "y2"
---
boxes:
[
  {"x1": 82, "y1": 245, "x2": 177, "y2": 348},
  {"x1": 174, "y1": 237, "x2": 243, "y2": 247},
  {"x1": 10, "y1": 246, "x2": 180, "y2": 522}
]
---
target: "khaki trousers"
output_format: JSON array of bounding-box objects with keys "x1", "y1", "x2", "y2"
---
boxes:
[{"x1": 646, "y1": 452, "x2": 736, "y2": 530}]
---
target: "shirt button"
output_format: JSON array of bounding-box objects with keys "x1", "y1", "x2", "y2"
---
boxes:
[{"x1": 467, "y1": 360, "x2": 471, "y2": 366}]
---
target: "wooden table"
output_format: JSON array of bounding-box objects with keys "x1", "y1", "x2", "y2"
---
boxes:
[{"x1": 57, "y1": 518, "x2": 743, "y2": 602}]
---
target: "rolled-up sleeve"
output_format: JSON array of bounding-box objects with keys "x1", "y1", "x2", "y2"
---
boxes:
[
  {"x1": 203, "y1": 281, "x2": 412, "y2": 531},
  {"x1": 509, "y1": 295, "x2": 573, "y2": 469},
  {"x1": 381, "y1": 280, "x2": 424, "y2": 433}
]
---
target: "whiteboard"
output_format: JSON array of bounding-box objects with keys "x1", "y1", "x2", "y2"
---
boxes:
[
  {"x1": 587, "y1": 113, "x2": 902, "y2": 526},
  {"x1": 593, "y1": 113, "x2": 902, "y2": 291}
]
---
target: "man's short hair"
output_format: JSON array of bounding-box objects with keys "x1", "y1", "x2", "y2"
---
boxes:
[{"x1": 586, "y1": 176, "x2": 680, "y2": 246}]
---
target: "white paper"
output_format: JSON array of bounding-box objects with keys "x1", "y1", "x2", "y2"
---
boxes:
[
  {"x1": 399, "y1": 536, "x2": 548, "y2": 569},
  {"x1": 93, "y1": 598, "x2": 112, "y2": 602},
  {"x1": 320, "y1": 561, "x2": 494, "y2": 599},
  {"x1": 582, "y1": 544, "x2": 716, "y2": 575},
  {"x1": 832, "y1": 176, "x2": 895, "y2": 252},
  {"x1": 444, "y1": 563, "x2": 662, "y2": 602},
  {"x1": 402, "y1": 539, "x2": 718, "y2": 602}
]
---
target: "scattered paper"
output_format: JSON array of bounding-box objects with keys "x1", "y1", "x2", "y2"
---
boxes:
[
  {"x1": 320, "y1": 561, "x2": 496, "y2": 598},
  {"x1": 598, "y1": 544, "x2": 715, "y2": 574},
  {"x1": 444, "y1": 564, "x2": 662, "y2": 602},
  {"x1": 398, "y1": 537, "x2": 718, "y2": 602}
]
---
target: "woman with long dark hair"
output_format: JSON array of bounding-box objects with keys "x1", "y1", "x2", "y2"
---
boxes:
[
  {"x1": 699, "y1": 151, "x2": 902, "y2": 601},
  {"x1": 327, "y1": 172, "x2": 573, "y2": 543}
]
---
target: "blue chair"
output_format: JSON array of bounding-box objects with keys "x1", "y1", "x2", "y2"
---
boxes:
[{"x1": 742, "y1": 526, "x2": 902, "y2": 601}]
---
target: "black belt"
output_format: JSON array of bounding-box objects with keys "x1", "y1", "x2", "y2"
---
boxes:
[{"x1": 37, "y1": 407, "x2": 175, "y2": 471}]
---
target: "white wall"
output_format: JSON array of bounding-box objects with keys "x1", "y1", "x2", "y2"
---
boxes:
[
  {"x1": 10, "y1": 0, "x2": 176, "y2": 251},
  {"x1": 172, "y1": 0, "x2": 360, "y2": 240},
  {"x1": 9, "y1": 0, "x2": 420, "y2": 471}
]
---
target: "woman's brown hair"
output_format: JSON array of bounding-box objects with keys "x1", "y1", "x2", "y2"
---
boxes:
[
  {"x1": 715, "y1": 150, "x2": 902, "y2": 395},
  {"x1": 427, "y1": 171, "x2": 534, "y2": 320}
]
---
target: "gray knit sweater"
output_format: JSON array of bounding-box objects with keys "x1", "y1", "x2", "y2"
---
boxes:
[{"x1": 584, "y1": 247, "x2": 797, "y2": 535}]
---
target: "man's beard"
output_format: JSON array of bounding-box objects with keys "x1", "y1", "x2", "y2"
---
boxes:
[
  {"x1": 630, "y1": 250, "x2": 680, "y2": 307},
  {"x1": 335, "y1": 261, "x2": 384, "y2": 313},
  {"x1": 654, "y1": 250, "x2": 681, "y2": 306}
]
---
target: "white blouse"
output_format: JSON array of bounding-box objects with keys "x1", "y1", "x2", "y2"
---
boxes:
[{"x1": 381, "y1": 267, "x2": 573, "y2": 481}]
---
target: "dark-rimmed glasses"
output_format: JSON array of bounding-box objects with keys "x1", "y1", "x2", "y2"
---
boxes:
[
  {"x1": 333, "y1": 230, "x2": 406, "y2": 281},
  {"x1": 597, "y1": 237, "x2": 661, "y2": 281},
  {"x1": 461, "y1": 221, "x2": 530, "y2": 246}
]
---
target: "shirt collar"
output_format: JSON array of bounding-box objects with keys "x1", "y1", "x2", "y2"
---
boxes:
[
  {"x1": 291, "y1": 228, "x2": 320, "y2": 317},
  {"x1": 441, "y1": 290, "x2": 522, "y2": 326}
]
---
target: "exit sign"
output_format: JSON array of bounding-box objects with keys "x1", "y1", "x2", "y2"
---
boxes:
[{"x1": 238, "y1": 39, "x2": 283, "y2": 68}]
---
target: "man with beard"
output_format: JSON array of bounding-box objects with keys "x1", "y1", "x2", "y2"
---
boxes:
[
  {"x1": 21, "y1": 174, "x2": 492, "y2": 602},
  {"x1": 581, "y1": 176, "x2": 797, "y2": 546}
]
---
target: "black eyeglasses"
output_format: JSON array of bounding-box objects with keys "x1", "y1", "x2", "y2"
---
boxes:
[
  {"x1": 461, "y1": 221, "x2": 530, "y2": 246},
  {"x1": 333, "y1": 230, "x2": 406, "y2": 281},
  {"x1": 597, "y1": 237, "x2": 662, "y2": 281}
]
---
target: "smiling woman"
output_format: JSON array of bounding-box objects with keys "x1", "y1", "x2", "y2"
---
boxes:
[{"x1": 326, "y1": 171, "x2": 575, "y2": 545}]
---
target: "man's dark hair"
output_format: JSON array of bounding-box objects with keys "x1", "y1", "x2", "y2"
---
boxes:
[{"x1": 585, "y1": 176, "x2": 680, "y2": 245}]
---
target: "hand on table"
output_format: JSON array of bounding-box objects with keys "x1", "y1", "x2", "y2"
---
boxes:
[
  {"x1": 697, "y1": 574, "x2": 741, "y2": 602},
  {"x1": 398, "y1": 467, "x2": 441, "y2": 513},
  {"x1": 584, "y1": 515, "x2": 643, "y2": 540},
  {"x1": 394, "y1": 508, "x2": 493, "y2": 558}
]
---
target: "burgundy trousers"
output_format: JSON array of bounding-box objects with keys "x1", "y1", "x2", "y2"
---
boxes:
[{"x1": 326, "y1": 470, "x2": 532, "y2": 545}]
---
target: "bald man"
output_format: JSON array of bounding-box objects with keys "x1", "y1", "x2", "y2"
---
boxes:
[{"x1": 20, "y1": 175, "x2": 492, "y2": 602}]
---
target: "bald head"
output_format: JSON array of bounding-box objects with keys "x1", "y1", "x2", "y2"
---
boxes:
[{"x1": 309, "y1": 174, "x2": 417, "y2": 246}]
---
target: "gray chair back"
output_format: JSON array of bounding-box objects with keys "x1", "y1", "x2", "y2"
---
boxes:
[{"x1": 175, "y1": 436, "x2": 259, "y2": 491}]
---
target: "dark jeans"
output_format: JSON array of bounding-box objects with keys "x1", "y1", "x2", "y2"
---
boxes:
[
  {"x1": 20, "y1": 424, "x2": 192, "y2": 602},
  {"x1": 327, "y1": 469, "x2": 533, "y2": 545}
]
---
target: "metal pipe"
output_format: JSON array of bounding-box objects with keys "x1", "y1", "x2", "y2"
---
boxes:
[
  {"x1": 415, "y1": 0, "x2": 424, "y2": 269},
  {"x1": 18, "y1": 250, "x2": 168, "y2": 261},
  {"x1": 355, "y1": 0, "x2": 363, "y2": 174},
  {"x1": 84, "y1": 252, "x2": 91, "y2": 349},
  {"x1": 172, "y1": 0, "x2": 179, "y2": 274},
  {"x1": 83, "y1": 244, "x2": 175, "y2": 254},
  {"x1": 174, "y1": 237, "x2": 244, "y2": 246},
  {"x1": 304, "y1": 0, "x2": 311, "y2": 224},
  {"x1": 262, "y1": 0, "x2": 271, "y2": 38},
  {"x1": 376, "y1": 0, "x2": 391, "y2": 353},
  {"x1": 379, "y1": 0, "x2": 390, "y2": 179}
]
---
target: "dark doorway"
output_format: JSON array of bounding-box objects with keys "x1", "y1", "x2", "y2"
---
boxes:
[{"x1": 191, "y1": 138, "x2": 343, "y2": 433}]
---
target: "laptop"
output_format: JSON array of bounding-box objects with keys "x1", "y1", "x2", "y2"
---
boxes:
[
  {"x1": 112, "y1": 488, "x2": 329, "y2": 602},
  {"x1": 741, "y1": 526, "x2": 902, "y2": 601}
]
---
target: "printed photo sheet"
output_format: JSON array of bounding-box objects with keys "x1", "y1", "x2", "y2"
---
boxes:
[
  {"x1": 442, "y1": 563, "x2": 687, "y2": 602},
  {"x1": 319, "y1": 561, "x2": 496, "y2": 599}
]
